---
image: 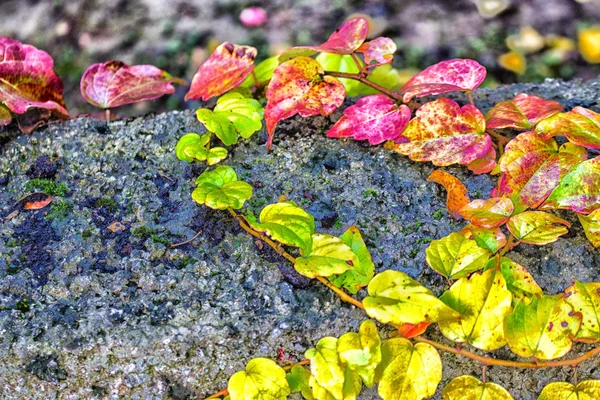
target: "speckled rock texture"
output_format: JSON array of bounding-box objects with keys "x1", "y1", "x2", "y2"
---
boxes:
[{"x1": 1, "y1": 79, "x2": 600, "y2": 399}]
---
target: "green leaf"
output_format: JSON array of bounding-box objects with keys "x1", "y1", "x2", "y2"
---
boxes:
[
  {"x1": 460, "y1": 224, "x2": 507, "y2": 254},
  {"x1": 497, "y1": 257, "x2": 543, "y2": 304},
  {"x1": 539, "y1": 380, "x2": 600, "y2": 400},
  {"x1": 175, "y1": 132, "x2": 211, "y2": 162},
  {"x1": 192, "y1": 166, "x2": 252, "y2": 210},
  {"x1": 337, "y1": 320, "x2": 381, "y2": 388},
  {"x1": 206, "y1": 147, "x2": 228, "y2": 165},
  {"x1": 439, "y1": 268, "x2": 512, "y2": 351},
  {"x1": 241, "y1": 56, "x2": 278, "y2": 88},
  {"x1": 504, "y1": 294, "x2": 581, "y2": 359},
  {"x1": 442, "y1": 375, "x2": 514, "y2": 400},
  {"x1": 249, "y1": 201, "x2": 315, "y2": 253},
  {"x1": 565, "y1": 281, "x2": 600, "y2": 343},
  {"x1": 196, "y1": 108, "x2": 238, "y2": 146},
  {"x1": 295, "y1": 234, "x2": 358, "y2": 278},
  {"x1": 363, "y1": 270, "x2": 459, "y2": 325},
  {"x1": 286, "y1": 365, "x2": 314, "y2": 400},
  {"x1": 578, "y1": 209, "x2": 600, "y2": 248},
  {"x1": 329, "y1": 226, "x2": 375, "y2": 294},
  {"x1": 228, "y1": 358, "x2": 291, "y2": 400},
  {"x1": 506, "y1": 211, "x2": 570, "y2": 245},
  {"x1": 374, "y1": 338, "x2": 442, "y2": 400},
  {"x1": 426, "y1": 232, "x2": 491, "y2": 279}
]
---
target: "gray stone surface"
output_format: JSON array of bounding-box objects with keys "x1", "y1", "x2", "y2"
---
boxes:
[{"x1": 1, "y1": 78, "x2": 600, "y2": 399}]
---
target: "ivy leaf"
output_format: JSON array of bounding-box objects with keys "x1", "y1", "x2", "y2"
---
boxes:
[
  {"x1": 399, "y1": 59, "x2": 486, "y2": 102},
  {"x1": 396, "y1": 322, "x2": 431, "y2": 339},
  {"x1": 309, "y1": 366, "x2": 362, "y2": 400},
  {"x1": 279, "y1": 18, "x2": 368, "y2": 62},
  {"x1": 578, "y1": 209, "x2": 600, "y2": 247},
  {"x1": 227, "y1": 358, "x2": 290, "y2": 400},
  {"x1": 0, "y1": 104, "x2": 11, "y2": 126},
  {"x1": 192, "y1": 166, "x2": 253, "y2": 210},
  {"x1": 205, "y1": 147, "x2": 228, "y2": 165},
  {"x1": 356, "y1": 37, "x2": 397, "y2": 65},
  {"x1": 286, "y1": 366, "x2": 314, "y2": 400},
  {"x1": 459, "y1": 197, "x2": 514, "y2": 228},
  {"x1": 386, "y1": 98, "x2": 492, "y2": 168},
  {"x1": 185, "y1": 42, "x2": 257, "y2": 101},
  {"x1": 485, "y1": 93, "x2": 563, "y2": 130},
  {"x1": 504, "y1": 294, "x2": 581, "y2": 359},
  {"x1": 363, "y1": 270, "x2": 459, "y2": 325},
  {"x1": 0, "y1": 36, "x2": 69, "y2": 129},
  {"x1": 295, "y1": 234, "x2": 358, "y2": 278},
  {"x1": 304, "y1": 337, "x2": 347, "y2": 400},
  {"x1": 249, "y1": 201, "x2": 315, "y2": 253},
  {"x1": 176, "y1": 132, "x2": 211, "y2": 162},
  {"x1": 496, "y1": 132, "x2": 587, "y2": 212},
  {"x1": 439, "y1": 268, "x2": 512, "y2": 351},
  {"x1": 374, "y1": 338, "x2": 442, "y2": 400},
  {"x1": 442, "y1": 375, "x2": 514, "y2": 400},
  {"x1": 494, "y1": 257, "x2": 543, "y2": 305},
  {"x1": 427, "y1": 170, "x2": 470, "y2": 220},
  {"x1": 329, "y1": 226, "x2": 375, "y2": 294},
  {"x1": 426, "y1": 232, "x2": 491, "y2": 280},
  {"x1": 564, "y1": 281, "x2": 600, "y2": 343},
  {"x1": 539, "y1": 381, "x2": 600, "y2": 400},
  {"x1": 541, "y1": 156, "x2": 600, "y2": 214},
  {"x1": 80, "y1": 61, "x2": 184, "y2": 109},
  {"x1": 536, "y1": 107, "x2": 600, "y2": 150},
  {"x1": 265, "y1": 57, "x2": 345, "y2": 149},
  {"x1": 460, "y1": 224, "x2": 507, "y2": 254},
  {"x1": 337, "y1": 320, "x2": 381, "y2": 388},
  {"x1": 467, "y1": 146, "x2": 497, "y2": 175},
  {"x1": 506, "y1": 211, "x2": 570, "y2": 245},
  {"x1": 241, "y1": 56, "x2": 278, "y2": 88},
  {"x1": 327, "y1": 94, "x2": 411, "y2": 145}
]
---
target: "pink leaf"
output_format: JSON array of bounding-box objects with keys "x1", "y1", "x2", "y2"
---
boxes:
[
  {"x1": 327, "y1": 94, "x2": 410, "y2": 145},
  {"x1": 399, "y1": 59, "x2": 487, "y2": 102},
  {"x1": 356, "y1": 37, "x2": 397, "y2": 65},
  {"x1": 81, "y1": 61, "x2": 185, "y2": 109},
  {"x1": 185, "y1": 42, "x2": 257, "y2": 102},
  {"x1": 278, "y1": 18, "x2": 369, "y2": 62},
  {"x1": 239, "y1": 7, "x2": 267, "y2": 27},
  {"x1": 467, "y1": 146, "x2": 497, "y2": 175},
  {"x1": 486, "y1": 93, "x2": 563, "y2": 130}
]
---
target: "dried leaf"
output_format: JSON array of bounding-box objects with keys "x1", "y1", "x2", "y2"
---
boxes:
[
  {"x1": 185, "y1": 42, "x2": 257, "y2": 101},
  {"x1": 327, "y1": 94, "x2": 411, "y2": 145},
  {"x1": 442, "y1": 375, "x2": 514, "y2": 400},
  {"x1": 539, "y1": 381, "x2": 600, "y2": 400},
  {"x1": 107, "y1": 221, "x2": 126, "y2": 233},
  {"x1": 427, "y1": 170, "x2": 470, "y2": 220},
  {"x1": 459, "y1": 197, "x2": 514, "y2": 228},
  {"x1": 228, "y1": 358, "x2": 290, "y2": 399},
  {"x1": 23, "y1": 194, "x2": 53, "y2": 210},
  {"x1": 356, "y1": 37, "x2": 397, "y2": 65},
  {"x1": 485, "y1": 93, "x2": 563, "y2": 130},
  {"x1": 506, "y1": 211, "x2": 570, "y2": 245},
  {"x1": 578, "y1": 209, "x2": 600, "y2": 247},
  {"x1": 80, "y1": 61, "x2": 184, "y2": 109},
  {"x1": 426, "y1": 232, "x2": 491, "y2": 280},
  {"x1": 536, "y1": 107, "x2": 600, "y2": 150},
  {"x1": 399, "y1": 59, "x2": 486, "y2": 102},
  {"x1": 565, "y1": 281, "x2": 600, "y2": 342}
]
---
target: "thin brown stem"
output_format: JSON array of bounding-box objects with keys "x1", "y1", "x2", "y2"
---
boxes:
[
  {"x1": 481, "y1": 364, "x2": 487, "y2": 383},
  {"x1": 205, "y1": 388, "x2": 228, "y2": 399},
  {"x1": 499, "y1": 235, "x2": 519, "y2": 257},
  {"x1": 316, "y1": 276, "x2": 365, "y2": 309},
  {"x1": 105, "y1": 109, "x2": 111, "y2": 121},
  {"x1": 324, "y1": 70, "x2": 403, "y2": 102},
  {"x1": 467, "y1": 91, "x2": 475, "y2": 106},
  {"x1": 350, "y1": 53, "x2": 364, "y2": 71},
  {"x1": 171, "y1": 230, "x2": 202, "y2": 248},
  {"x1": 251, "y1": 71, "x2": 260, "y2": 87}
]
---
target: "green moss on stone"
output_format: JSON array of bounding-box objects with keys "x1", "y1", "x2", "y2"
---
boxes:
[{"x1": 24, "y1": 179, "x2": 68, "y2": 196}]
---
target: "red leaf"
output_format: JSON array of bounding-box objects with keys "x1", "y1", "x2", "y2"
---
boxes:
[
  {"x1": 385, "y1": 98, "x2": 491, "y2": 167},
  {"x1": 396, "y1": 322, "x2": 430, "y2": 339},
  {"x1": 0, "y1": 37, "x2": 69, "y2": 128},
  {"x1": 486, "y1": 93, "x2": 563, "y2": 130},
  {"x1": 427, "y1": 169, "x2": 470, "y2": 220},
  {"x1": 265, "y1": 56, "x2": 345, "y2": 149},
  {"x1": 459, "y1": 197, "x2": 514, "y2": 228},
  {"x1": 356, "y1": 37, "x2": 397, "y2": 65},
  {"x1": 185, "y1": 42, "x2": 257, "y2": 102},
  {"x1": 467, "y1": 146, "x2": 497, "y2": 175},
  {"x1": 536, "y1": 107, "x2": 600, "y2": 150},
  {"x1": 326, "y1": 94, "x2": 410, "y2": 145},
  {"x1": 399, "y1": 59, "x2": 486, "y2": 102},
  {"x1": 80, "y1": 61, "x2": 184, "y2": 109},
  {"x1": 278, "y1": 18, "x2": 368, "y2": 62}
]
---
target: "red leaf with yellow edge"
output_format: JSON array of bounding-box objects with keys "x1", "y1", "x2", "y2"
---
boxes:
[
  {"x1": 578, "y1": 209, "x2": 600, "y2": 247},
  {"x1": 385, "y1": 98, "x2": 491, "y2": 167},
  {"x1": 278, "y1": 18, "x2": 368, "y2": 62},
  {"x1": 536, "y1": 107, "x2": 600, "y2": 150},
  {"x1": 0, "y1": 37, "x2": 69, "y2": 125},
  {"x1": 459, "y1": 197, "x2": 514, "y2": 228},
  {"x1": 326, "y1": 94, "x2": 410, "y2": 145},
  {"x1": 81, "y1": 61, "x2": 185, "y2": 109},
  {"x1": 265, "y1": 56, "x2": 345, "y2": 149},
  {"x1": 185, "y1": 42, "x2": 257, "y2": 102},
  {"x1": 541, "y1": 156, "x2": 600, "y2": 214},
  {"x1": 496, "y1": 131, "x2": 587, "y2": 213},
  {"x1": 427, "y1": 170, "x2": 470, "y2": 220},
  {"x1": 399, "y1": 59, "x2": 486, "y2": 102},
  {"x1": 485, "y1": 93, "x2": 563, "y2": 130},
  {"x1": 356, "y1": 37, "x2": 397, "y2": 65},
  {"x1": 467, "y1": 146, "x2": 497, "y2": 175},
  {"x1": 396, "y1": 322, "x2": 430, "y2": 339},
  {"x1": 506, "y1": 211, "x2": 570, "y2": 245}
]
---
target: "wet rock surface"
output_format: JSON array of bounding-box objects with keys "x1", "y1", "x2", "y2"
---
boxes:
[{"x1": 1, "y1": 78, "x2": 600, "y2": 399}]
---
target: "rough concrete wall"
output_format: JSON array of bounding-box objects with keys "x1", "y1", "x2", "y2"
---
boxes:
[{"x1": 1, "y1": 78, "x2": 600, "y2": 398}]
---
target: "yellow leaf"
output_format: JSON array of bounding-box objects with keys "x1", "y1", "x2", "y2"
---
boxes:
[
  {"x1": 374, "y1": 338, "x2": 442, "y2": 400},
  {"x1": 506, "y1": 211, "x2": 570, "y2": 245},
  {"x1": 497, "y1": 257, "x2": 543, "y2": 305},
  {"x1": 438, "y1": 268, "x2": 512, "y2": 351},
  {"x1": 578, "y1": 209, "x2": 600, "y2": 247},
  {"x1": 295, "y1": 234, "x2": 359, "y2": 278},
  {"x1": 426, "y1": 232, "x2": 491, "y2": 279},
  {"x1": 506, "y1": 26, "x2": 545, "y2": 54},
  {"x1": 337, "y1": 320, "x2": 381, "y2": 388},
  {"x1": 565, "y1": 281, "x2": 600, "y2": 342},
  {"x1": 498, "y1": 52, "x2": 526, "y2": 75},
  {"x1": 228, "y1": 358, "x2": 291, "y2": 400},
  {"x1": 363, "y1": 270, "x2": 459, "y2": 325},
  {"x1": 309, "y1": 365, "x2": 361, "y2": 400},
  {"x1": 579, "y1": 27, "x2": 600, "y2": 63},
  {"x1": 442, "y1": 375, "x2": 514, "y2": 400},
  {"x1": 539, "y1": 380, "x2": 600, "y2": 400},
  {"x1": 504, "y1": 294, "x2": 581, "y2": 359}
]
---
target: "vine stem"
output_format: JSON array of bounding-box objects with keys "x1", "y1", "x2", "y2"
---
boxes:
[
  {"x1": 324, "y1": 70, "x2": 404, "y2": 102},
  {"x1": 413, "y1": 336, "x2": 600, "y2": 369}
]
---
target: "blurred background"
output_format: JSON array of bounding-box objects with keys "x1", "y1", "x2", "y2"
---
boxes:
[{"x1": 2, "y1": 0, "x2": 600, "y2": 116}]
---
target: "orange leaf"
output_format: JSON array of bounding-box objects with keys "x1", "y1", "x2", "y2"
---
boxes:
[
  {"x1": 23, "y1": 195, "x2": 53, "y2": 210},
  {"x1": 396, "y1": 322, "x2": 430, "y2": 339},
  {"x1": 427, "y1": 170, "x2": 470, "y2": 220}
]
